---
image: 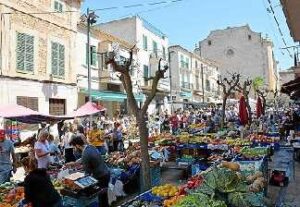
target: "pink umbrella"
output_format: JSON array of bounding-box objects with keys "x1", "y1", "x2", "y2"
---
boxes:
[
  {"x1": 0, "y1": 104, "x2": 40, "y2": 118},
  {"x1": 239, "y1": 96, "x2": 249, "y2": 126},
  {"x1": 70, "y1": 102, "x2": 106, "y2": 117}
]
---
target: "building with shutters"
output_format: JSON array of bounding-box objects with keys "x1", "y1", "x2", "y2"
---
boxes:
[
  {"x1": 76, "y1": 23, "x2": 143, "y2": 118},
  {"x1": 197, "y1": 25, "x2": 279, "y2": 92},
  {"x1": 0, "y1": 0, "x2": 82, "y2": 115},
  {"x1": 169, "y1": 45, "x2": 221, "y2": 108},
  {"x1": 98, "y1": 16, "x2": 170, "y2": 114}
]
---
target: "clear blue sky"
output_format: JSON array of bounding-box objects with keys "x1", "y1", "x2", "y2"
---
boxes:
[{"x1": 82, "y1": 0, "x2": 295, "y2": 70}]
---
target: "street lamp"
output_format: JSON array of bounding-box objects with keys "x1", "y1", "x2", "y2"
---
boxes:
[
  {"x1": 81, "y1": 8, "x2": 98, "y2": 102},
  {"x1": 168, "y1": 51, "x2": 175, "y2": 113}
]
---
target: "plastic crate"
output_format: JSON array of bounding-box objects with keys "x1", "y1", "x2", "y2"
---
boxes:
[
  {"x1": 63, "y1": 196, "x2": 98, "y2": 207},
  {"x1": 191, "y1": 164, "x2": 201, "y2": 176},
  {"x1": 176, "y1": 158, "x2": 195, "y2": 166},
  {"x1": 138, "y1": 166, "x2": 161, "y2": 190}
]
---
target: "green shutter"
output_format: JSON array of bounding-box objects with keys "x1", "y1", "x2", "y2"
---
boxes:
[
  {"x1": 16, "y1": 33, "x2": 25, "y2": 71},
  {"x1": 59, "y1": 3, "x2": 63, "y2": 12},
  {"x1": 86, "y1": 44, "x2": 88, "y2": 65},
  {"x1": 59, "y1": 44, "x2": 65, "y2": 76},
  {"x1": 143, "y1": 35, "x2": 148, "y2": 50},
  {"x1": 52, "y1": 42, "x2": 58, "y2": 75},
  {"x1": 25, "y1": 35, "x2": 34, "y2": 72},
  {"x1": 153, "y1": 41, "x2": 157, "y2": 55},
  {"x1": 180, "y1": 55, "x2": 184, "y2": 68},
  {"x1": 143, "y1": 65, "x2": 149, "y2": 78},
  {"x1": 16, "y1": 32, "x2": 34, "y2": 72},
  {"x1": 162, "y1": 47, "x2": 166, "y2": 59},
  {"x1": 91, "y1": 46, "x2": 97, "y2": 66}
]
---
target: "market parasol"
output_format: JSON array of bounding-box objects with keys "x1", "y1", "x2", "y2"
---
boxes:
[
  {"x1": 0, "y1": 104, "x2": 40, "y2": 118},
  {"x1": 256, "y1": 97, "x2": 263, "y2": 118},
  {"x1": 239, "y1": 96, "x2": 249, "y2": 126},
  {"x1": 69, "y1": 102, "x2": 106, "y2": 117},
  {"x1": 0, "y1": 104, "x2": 73, "y2": 124}
]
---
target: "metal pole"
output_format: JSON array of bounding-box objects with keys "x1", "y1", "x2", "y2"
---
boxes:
[
  {"x1": 87, "y1": 8, "x2": 92, "y2": 103},
  {"x1": 201, "y1": 63, "x2": 205, "y2": 103},
  {"x1": 168, "y1": 51, "x2": 173, "y2": 114}
]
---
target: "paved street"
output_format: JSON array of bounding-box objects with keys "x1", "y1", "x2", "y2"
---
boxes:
[{"x1": 268, "y1": 147, "x2": 300, "y2": 207}]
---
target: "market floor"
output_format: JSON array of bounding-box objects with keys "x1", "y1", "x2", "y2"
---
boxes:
[{"x1": 267, "y1": 147, "x2": 300, "y2": 207}]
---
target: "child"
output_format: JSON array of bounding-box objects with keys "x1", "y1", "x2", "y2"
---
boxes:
[{"x1": 48, "y1": 135, "x2": 61, "y2": 164}]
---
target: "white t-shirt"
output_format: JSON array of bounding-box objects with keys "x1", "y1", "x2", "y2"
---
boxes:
[
  {"x1": 63, "y1": 132, "x2": 74, "y2": 149},
  {"x1": 34, "y1": 141, "x2": 50, "y2": 169}
]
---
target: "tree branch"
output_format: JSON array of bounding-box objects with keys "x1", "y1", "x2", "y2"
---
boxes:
[
  {"x1": 141, "y1": 59, "x2": 168, "y2": 114},
  {"x1": 125, "y1": 45, "x2": 135, "y2": 68}
]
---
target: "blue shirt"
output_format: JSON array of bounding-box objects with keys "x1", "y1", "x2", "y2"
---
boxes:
[
  {"x1": 81, "y1": 145, "x2": 109, "y2": 179},
  {"x1": 0, "y1": 139, "x2": 14, "y2": 172}
]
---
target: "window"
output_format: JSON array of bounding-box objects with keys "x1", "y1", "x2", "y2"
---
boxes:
[
  {"x1": 143, "y1": 65, "x2": 149, "y2": 78},
  {"x1": 206, "y1": 79, "x2": 211, "y2": 91},
  {"x1": 185, "y1": 57, "x2": 189, "y2": 68},
  {"x1": 248, "y1": 35, "x2": 252, "y2": 40},
  {"x1": 143, "y1": 65, "x2": 149, "y2": 86},
  {"x1": 17, "y1": 96, "x2": 38, "y2": 111},
  {"x1": 54, "y1": 1, "x2": 63, "y2": 12},
  {"x1": 143, "y1": 35, "x2": 148, "y2": 50},
  {"x1": 16, "y1": 32, "x2": 34, "y2": 72},
  {"x1": 49, "y1": 98, "x2": 65, "y2": 115},
  {"x1": 226, "y1": 49, "x2": 234, "y2": 58},
  {"x1": 162, "y1": 47, "x2": 166, "y2": 60},
  {"x1": 180, "y1": 55, "x2": 185, "y2": 68},
  {"x1": 51, "y1": 42, "x2": 65, "y2": 77},
  {"x1": 152, "y1": 41, "x2": 158, "y2": 56},
  {"x1": 107, "y1": 84, "x2": 120, "y2": 92},
  {"x1": 100, "y1": 52, "x2": 108, "y2": 70},
  {"x1": 195, "y1": 75, "x2": 200, "y2": 90},
  {"x1": 195, "y1": 61, "x2": 198, "y2": 69},
  {"x1": 208, "y1": 40, "x2": 212, "y2": 46},
  {"x1": 86, "y1": 45, "x2": 97, "y2": 66}
]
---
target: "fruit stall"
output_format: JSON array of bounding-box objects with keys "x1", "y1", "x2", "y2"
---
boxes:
[{"x1": 121, "y1": 160, "x2": 269, "y2": 207}]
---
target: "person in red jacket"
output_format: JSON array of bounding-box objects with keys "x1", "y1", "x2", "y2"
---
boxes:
[{"x1": 170, "y1": 112, "x2": 179, "y2": 135}]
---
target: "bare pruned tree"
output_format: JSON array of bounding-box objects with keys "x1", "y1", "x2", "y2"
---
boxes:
[
  {"x1": 236, "y1": 78, "x2": 252, "y2": 124},
  {"x1": 106, "y1": 46, "x2": 168, "y2": 190},
  {"x1": 217, "y1": 73, "x2": 240, "y2": 128}
]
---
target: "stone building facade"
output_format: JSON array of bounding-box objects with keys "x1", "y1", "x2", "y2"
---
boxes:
[
  {"x1": 98, "y1": 16, "x2": 170, "y2": 114},
  {"x1": 169, "y1": 45, "x2": 221, "y2": 108},
  {"x1": 0, "y1": 0, "x2": 82, "y2": 115},
  {"x1": 197, "y1": 25, "x2": 279, "y2": 92},
  {"x1": 76, "y1": 24, "x2": 142, "y2": 117}
]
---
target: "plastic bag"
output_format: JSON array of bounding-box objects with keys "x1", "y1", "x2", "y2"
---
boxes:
[
  {"x1": 57, "y1": 169, "x2": 70, "y2": 180},
  {"x1": 108, "y1": 183, "x2": 117, "y2": 205},
  {"x1": 113, "y1": 180, "x2": 126, "y2": 197}
]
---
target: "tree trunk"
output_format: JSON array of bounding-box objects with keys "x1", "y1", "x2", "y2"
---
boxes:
[
  {"x1": 245, "y1": 96, "x2": 252, "y2": 124},
  {"x1": 221, "y1": 96, "x2": 227, "y2": 128},
  {"x1": 137, "y1": 112, "x2": 151, "y2": 191}
]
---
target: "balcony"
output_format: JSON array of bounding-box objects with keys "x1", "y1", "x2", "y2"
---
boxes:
[{"x1": 181, "y1": 82, "x2": 193, "y2": 90}]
